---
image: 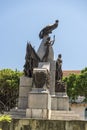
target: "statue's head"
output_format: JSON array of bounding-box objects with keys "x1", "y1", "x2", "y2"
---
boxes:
[
  {"x1": 55, "y1": 20, "x2": 59, "y2": 23},
  {"x1": 58, "y1": 54, "x2": 62, "y2": 58}
]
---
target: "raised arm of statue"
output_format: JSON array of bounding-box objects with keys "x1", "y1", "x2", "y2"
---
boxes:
[
  {"x1": 44, "y1": 35, "x2": 55, "y2": 46},
  {"x1": 50, "y1": 35, "x2": 55, "y2": 46}
]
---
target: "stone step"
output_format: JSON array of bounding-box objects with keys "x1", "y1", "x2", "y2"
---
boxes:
[
  {"x1": 51, "y1": 116, "x2": 80, "y2": 120},
  {"x1": 10, "y1": 109, "x2": 26, "y2": 113},
  {"x1": 5, "y1": 109, "x2": 26, "y2": 118},
  {"x1": 4, "y1": 113, "x2": 26, "y2": 118},
  {"x1": 51, "y1": 110, "x2": 80, "y2": 120},
  {"x1": 51, "y1": 114, "x2": 79, "y2": 117},
  {"x1": 51, "y1": 110, "x2": 75, "y2": 114}
]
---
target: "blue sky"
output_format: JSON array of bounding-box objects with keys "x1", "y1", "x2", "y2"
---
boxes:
[{"x1": 0, "y1": 0, "x2": 87, "y2": 71}]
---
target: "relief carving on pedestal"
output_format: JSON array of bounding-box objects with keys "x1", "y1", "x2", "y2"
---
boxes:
[{"x1": 33, "y1": 71, "x2": 50, "y2": 88}]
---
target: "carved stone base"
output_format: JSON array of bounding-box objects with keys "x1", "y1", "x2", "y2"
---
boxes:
[
  {"x1": 26, "y1": 109, "x2": 51, "y2": 119},
  {"x1": 26, "y1": 89, "x2": 51, "y2": 119},
  {"x1": 51, "y1": 94, "x2": 69, "y2": 110},
  {"x1": 18, "y1": 76, "x2": 32, "y2": 109}
]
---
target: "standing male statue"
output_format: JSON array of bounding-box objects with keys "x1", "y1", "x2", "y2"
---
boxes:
[{"x1": 56, "y1": 54, "x2": 63, "y2": 81}]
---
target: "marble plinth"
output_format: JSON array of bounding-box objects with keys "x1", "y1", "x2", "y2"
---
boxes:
[
  {"x1": 51, "y1": 93, "x2": 69, "y2": 110},
  {"x1": 18, "y1": 76, "x2": 32, "y2": 109},
  {"x1": 26, "y1": 89, "x2": 51, "y2": 119}
]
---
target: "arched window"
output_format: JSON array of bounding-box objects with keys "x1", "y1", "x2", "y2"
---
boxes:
[{"x1": 85, "y1": 108, "x2": 87, "y2": 120}]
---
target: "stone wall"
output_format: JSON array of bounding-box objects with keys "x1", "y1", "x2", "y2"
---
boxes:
[
  {"x1": 1, "y1": 119, "x2": 87, "y2": 130},
  {"x1": 18, "y1": 76, "x2": 32, "y2": 109},
  {"x1": 0, "y1": 122, "x2": 10, "y2": 130},
  {"x1": 70, "y1": 103, "x2": 87, "y2": 120}
]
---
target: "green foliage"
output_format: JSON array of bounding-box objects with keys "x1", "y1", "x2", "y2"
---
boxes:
[
  {"x1": 81, "y1": 67, "x2": 87, "y2": 73},
  {"x1": 63, "y1": 74, "x2": 77, "y2": 101},
  {"x1": 0, "y1": 115, "x2": 12, "y2": 123},
  {"x1": 0, "y1": 69, "x2": 23, "y2": 111},
  {"x1": 63, "y1": 67, "x2": 87, "y2": 102}
]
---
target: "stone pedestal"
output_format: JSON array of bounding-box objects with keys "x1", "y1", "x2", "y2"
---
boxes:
[
  {"x1": 26, "y1": 88, "x2": 51, "y2": 119},
  {"x1": 50, "y1": 61, "x2": 56, "y2": 95},
  {"x1": 51, "y1": 93, "x2": 69, "y2": 110},
  {"x1": 38, "y1": 61, "x2": 56, "y2": 95},
  {"x1": 18, "y1": 76, "x2": 32, "y2": 109},
  {"x1": 38, "y1": 62, "x2": 50, "y2": 71}
]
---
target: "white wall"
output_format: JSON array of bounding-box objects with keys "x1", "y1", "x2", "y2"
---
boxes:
[{"x1": 70, "y1": 103, "x2": 87, "y2": 120}]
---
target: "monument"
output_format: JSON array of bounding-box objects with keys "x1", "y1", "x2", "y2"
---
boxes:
[{"x1": 10, "y1": 20, "x2": 80, "y2": 120}]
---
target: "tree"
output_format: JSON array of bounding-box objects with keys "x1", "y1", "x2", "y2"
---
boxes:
[
  {"x1": 63, "y1": 67, "x2": 87, "y2": 103},
  {"x1": 0, "y1": 69, "x2": 23, "y2": 111},
  {"x1": 63, "y1": 74, "x2": 77, "y2": 102},
  {"x1": 76, "y1": 68, "x2": 87, "y2": 101}
]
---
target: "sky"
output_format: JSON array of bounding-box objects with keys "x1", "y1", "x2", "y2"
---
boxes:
[{"x1": 0, "y1": 0, "x2": 87, "y2": 71}]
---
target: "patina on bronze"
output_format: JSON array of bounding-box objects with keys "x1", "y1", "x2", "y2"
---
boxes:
[
  {"x1": 33, "y1": 71, "x2": 50, "y2": 88},
  {"x1": 55, "y1": 54, "x2": 66, "y2": 92},
  {"x1": 23, "y1": 20, "x2": 66, "y2": 92},
  {"x1": 56, "y1": 54, "x2": 63, "y2": 81},
  {"x1": 39, "y1": 20, "x2": 59, "y2": 39},
  {"x1": 23, "y1": 43, "x2": 40, "y2": 77},
  {"x1": 42, "y1": 36, "x2": 55, "y2": 62},
  {"x1": 55, "y1": 81, "x2": 67, "y2": 92}
]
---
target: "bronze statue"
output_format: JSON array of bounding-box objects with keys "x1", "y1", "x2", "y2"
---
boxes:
[
  {"x1": 23, "y1": 43, "x2": 40, "y2": 77},
  {"x1": 23, "y1": 20, "x2": 67, "y2": 91},
  {"x1": 56, "y1": 54, "x2": 63, "y2": 81},
  {"x1": 42, "y1": 35, "x2": 55, "y2": 62},
  {"x1": 55, "y1": 81, "x2": 66, "y2": 92},
  {"x1": 39, "y1": 20, "x2": 59, "y2": 39},
  {"x1": 55, "y1": 54, "x2": 67, "y2": 92},
  {"x1": 24, "y1": 20, "x2": 59, "y2": 77},
  {"x1": 33, "y1": 71, "x2": 50, "y2": 88},
  {"x1": 37, "y1": 20, "x2": 59, "y2": 61}
]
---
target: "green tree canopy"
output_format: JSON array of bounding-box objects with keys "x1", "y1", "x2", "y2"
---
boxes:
[
  {"x1": 0, "y1": 69, "x2": 23, "y2": 111},
  {"x1": 63, "y1": 67, "x2": 87, "y2": 103}
]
